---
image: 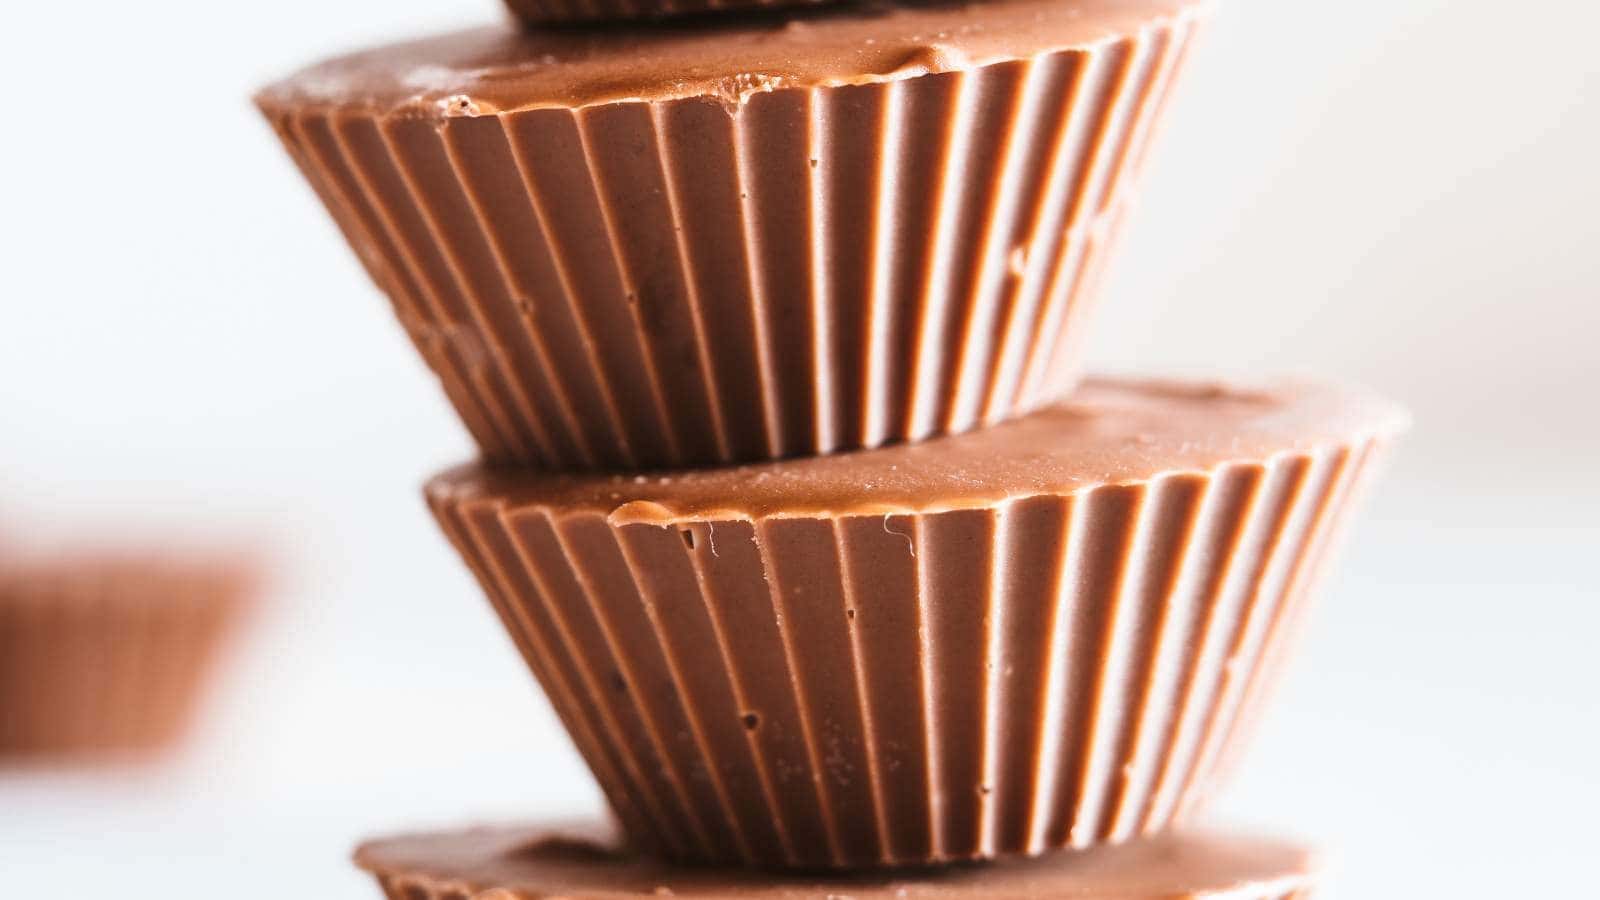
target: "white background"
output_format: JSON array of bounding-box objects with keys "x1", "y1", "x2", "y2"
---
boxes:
[{"x1": 2, "y1": 0, "x2": 1596, "y2": 896}]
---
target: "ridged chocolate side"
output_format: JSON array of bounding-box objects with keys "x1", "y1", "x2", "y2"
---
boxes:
[
  {"x1": 505, "y1": 0, "x2": 833, "y2": 25},
  {"x1": 0, "y1": 567, "x2": 250, "y2": 759},
  {"x1": 426, "y1": 441, "x2": 1379, "y2": 868},
  {"x1": 1181, "y1": 437, "x2": 1389, "y2": 812},
  {"x1": 263, "y1": 13, "x2": 1201, "y2": 468}
]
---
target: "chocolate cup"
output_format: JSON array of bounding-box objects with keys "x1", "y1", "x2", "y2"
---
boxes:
[
  {"x1": 423, "y1": 378, "x2": 1403, "y2": 868},
  {"x1": 505, "y1": 0, "x2": 834, "y2": 26},
  {"x1": 257, "y1": 0, "x2": 1206, "y2": 468},
  {"x1": 0, "y1": 555, "x2": 256, "y2": 761},
  {"x1": 356, "y1": 821, "x2": 1321, "y2": 898}
]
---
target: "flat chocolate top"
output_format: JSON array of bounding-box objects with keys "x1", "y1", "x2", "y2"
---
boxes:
[
  {"x1": 257, "y1": 0, "x2": 1205, "y2": 115},
  {"x1": 356, "y1": 822, "x2": 1318, "y2": 899},
  {"x1": 428, "y1": 376, "x2": 1408, "y2": 525}
]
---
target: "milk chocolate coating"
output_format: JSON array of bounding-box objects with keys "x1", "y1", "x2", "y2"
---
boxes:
[
  {"x1": 425, "y1": 377, "x2": 1405, "y2": 868},
  {"x1": 257, "y1": 0, "x2": 1208, "y2": 468},
  {"x1": 0, "y1": 555, "x2": 256, "y2": 760},
  {"x1": 260, "y1": 0, "x2": 1203, "y2": 113},
  {"x1": 504, "y1": 0, "x2": 835, "y2": 27},
  {"x1": 356, "y1": 821, "x2": 1320, "y2": 898}
]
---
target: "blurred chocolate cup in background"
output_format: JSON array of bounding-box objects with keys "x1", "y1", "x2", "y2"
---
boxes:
[{"x1": 0, "y1": 552, "x2": 259, "y2": 763}]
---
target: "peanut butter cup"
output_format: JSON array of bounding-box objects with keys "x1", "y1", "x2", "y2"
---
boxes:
[
  {"x1": 0, "y1": 553, "x2": 257, "y2": 761},
  {"x1": 424, "y1": 376, "x2": 1404, "y2": 867},
  {"x1": 258, "y1": 0, "x2": 1209, "y2": 468}
]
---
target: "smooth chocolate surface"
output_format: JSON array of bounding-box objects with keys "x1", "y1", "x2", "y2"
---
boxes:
[
  {"x1": 259, "y1": 0, "x2": 1206, "y2": 114},
  {"x1": 425, "y1": 377, "x2": 1402, "y2": 868},
  {"x1": 356, "y1": 822, "x2": 1320, "y2": 898}
]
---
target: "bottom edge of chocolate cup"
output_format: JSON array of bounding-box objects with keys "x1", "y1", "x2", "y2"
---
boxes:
[{"x1": 355, "y1": 820, "x2": 1320, "y2": 899}]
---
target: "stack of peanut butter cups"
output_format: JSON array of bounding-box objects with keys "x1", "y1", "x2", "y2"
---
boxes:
[{"x1": 258, "y1": 0, "x2": 1407, "y2": 895}]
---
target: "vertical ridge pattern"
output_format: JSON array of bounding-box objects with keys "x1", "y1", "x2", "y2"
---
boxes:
[
  {"x1": 1043, "y1": 484, "x2": 1143, "y2": 848},
  {"x1": 379, "y1": 118, "x2": 567, "y2": 465},
  {"x1": 284, "y1": 113, "x2": 512, "y2": 460},
  {"x1": 917, "y1": 509, "x2": 1001, "y2": 859},
  {"x1": 738, "y1": 89, "x2": 821, "y2": 458},
  {"x1": 917, "y1": 63, "x2": 1030, "y2": 439},
  {"x1": 1075, "y1": 475, "x2": 1208, "y2": 845},
  {"x1": 1186, "y1": 442, "x2": 1384, "y2": 807},
  {"x1": 757, "y1": 519, "x2": 892, "y2": 865},
  {"x1": 260, "y1": 11, "x2": 1205, "y2": 468},
  {"x1": 1014, "y1": 28, "x2": 1169, "y2": 410},
  {"x1": 1111, "y1": 465, "x2": 1263, "y2": 839},
  {"x1": 679, "y1": 520, "x2": 837, "y2": 863},
  {"x1": 812, "y1": 83, "x2": 888, "y2": 451},
  {"x1": 497, "y1": 507, "x2": 710, "y2": 857},
  {"x1": 978, "y1": 52, "x2": 1099, "y2": 424},
  {"x1": 625, "y1": 522, "x2": 800, "y2": 864},
  {"x1": 991, "y1": 494, "x2": 1075, "y2": 854},
  {"x1": 875, "y1": 70, "x2": 962, "y2": 444},
  {"x1": 330, "y1": 116, "x2": 537, "y2": 458},
  {"x1": 544, "y1": 514, "x2": 730, "y2": 860},
  {"x1": 806, "y1": 89, "x2": 840, "y2": 454},
  {"x1": 434, "y1": 496, "x2": 665, "y2": 851},
  {"x1": 1139, "y1": 456, "x2": 1317, "y2": 831},
  {"x1": 1167, "y1": 451, "x2": 1346, "y2": 819},
  {"x1": 425, "y1": 436, "x2": 1384, "y2": 868},
  {"x1": 500, "y1": 110, "x2": 666, "y2": 466},
  {"x1": 947, "y1": 58, "x2": 1070, "y2": 432},
  {"x1": 439, "y1": 117, "x2": 612, "y2": 466},
  {"x1": 652, "y1": 101, "x2": 773, "y2": 462}
]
